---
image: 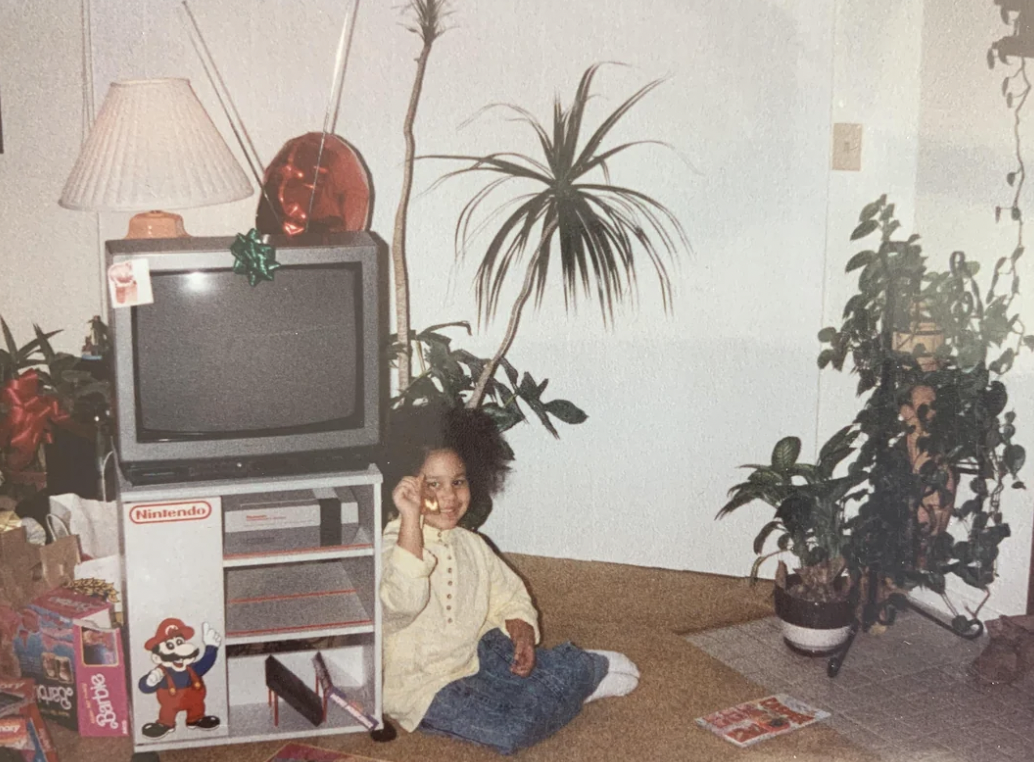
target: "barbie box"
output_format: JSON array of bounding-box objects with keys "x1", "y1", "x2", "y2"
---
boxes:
[{"x1": 13, "y1": 588, "x2": 129, "y2": 736}]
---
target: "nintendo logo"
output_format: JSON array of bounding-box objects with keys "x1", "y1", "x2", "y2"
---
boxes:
[{"x1": 129, "y1": 501, "x2": 212, "y2": 524}]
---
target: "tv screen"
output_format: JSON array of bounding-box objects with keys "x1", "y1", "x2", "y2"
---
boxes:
[
  {"x1": 135, "y1": 264, "x2": 362, "y2": 439},
  {"x1": 107, "y1": 232, "x2": 384, "y2": 485}
]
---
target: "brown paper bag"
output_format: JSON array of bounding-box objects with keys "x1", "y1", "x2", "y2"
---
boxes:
[{"x1": 0, "y1": 527, "x2": 80, "y2": 610}]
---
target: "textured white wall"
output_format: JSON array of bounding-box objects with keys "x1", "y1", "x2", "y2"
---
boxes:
[
  {"x1": 14, "y1": 1, "x2": 1017, "y2": 607},
  {"x1": 817, "y1": 0, "x2": 925, "y2": 451},
  {"x1": 78, "y1": 0, "x2": 837, "y2": 576},
  {"x1": 0, "y1": 1, "x2": 103, "y2": 351}
]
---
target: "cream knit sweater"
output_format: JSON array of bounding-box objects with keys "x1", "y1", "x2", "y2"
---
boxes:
[{"x1": 379, "y1": 518, "x2": 541, "y2": 732}]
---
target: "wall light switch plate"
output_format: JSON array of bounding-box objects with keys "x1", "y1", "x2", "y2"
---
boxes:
[{"x1": 832, "y1": 123, "x2": 862, "y2": 171}]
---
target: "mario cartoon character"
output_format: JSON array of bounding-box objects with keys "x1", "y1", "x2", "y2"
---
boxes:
[{"x1": 138, "y1": 618, "x2": 222, "y2": 739}]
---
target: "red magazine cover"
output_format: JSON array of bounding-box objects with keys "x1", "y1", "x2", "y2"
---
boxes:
[{"x1": 696, "y1": 693, "x2": 830, "y2": 748}]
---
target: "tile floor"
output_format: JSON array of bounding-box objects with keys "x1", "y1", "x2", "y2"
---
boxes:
[{"x1": 687, "y1": 609, "x2": 1034, "y2": 762}]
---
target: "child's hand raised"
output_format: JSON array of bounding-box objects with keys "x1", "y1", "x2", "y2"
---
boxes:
[{"x1": 393, "y1": 475, "x2": 427, "y2": 519}]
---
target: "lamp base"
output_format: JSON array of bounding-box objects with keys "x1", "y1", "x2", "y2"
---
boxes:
[{"x1": 126, "y1": 210, "x2": 188, "y2": 239}]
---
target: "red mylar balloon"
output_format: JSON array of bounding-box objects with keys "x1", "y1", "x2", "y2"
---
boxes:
[{"x1": 256, "y1": 132, "x2": 372, "y2": 236}]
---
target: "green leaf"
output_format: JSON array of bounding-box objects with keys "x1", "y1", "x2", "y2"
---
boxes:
[
  {"x1": 747, "y1": 469, "x2": 783, "y2": 486},
  {"x1": 480, "y1": 401, "x2": 525, "y2": 433},
  {"x1": 1012, "y1": 206, "x2": 1022, "y2": 221},
  {"x1": 716, "y1": 490, "x2": 758, "y2": 519},
  {"x1": 543, "y1": 399, "x2": 588, "y2": 425},
  {"x1": 501, "y1": 357, "x2": 519, "y2": 387},
  {"x1": 519, "y1": 386, "x2": 559, "y2": 438},
  {"x1": 1, "y1": 318, "x2": 17, "y2": 361},
  {"x1": 749, "y1": 551, "x2": 781, "y2": 583},
  {"x1": 1008, "y1": 171, "x2": 1017, "y2": 186},
  {"x1": 817, "y1": 326, "x2": 837, "y2": 342},
  {"x1": 859, "y1": 199, "x2": 883, "y2": 222},
  {"x1": 850, "y1": 219, "x2": 879, "y2": 241},
  {"x1": 1004, "y1": 444, "x2": 1026, "y2": 477},
  {"x1": 517, "y1": 372, "x2": 540, "y2": 400},
  {"x1": 771, "y1": 437, "x2": 802, "y2": 470},
  {"x1": 845, "y1": 250, "x2": 875, "y2": 272},
  {"x1": 753, "y1": 520, "x2": 783, "y2": 555}
]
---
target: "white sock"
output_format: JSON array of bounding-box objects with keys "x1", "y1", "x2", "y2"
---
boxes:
[{"x1": 584, "y1": 649, "x2": 639, "y2": 704}]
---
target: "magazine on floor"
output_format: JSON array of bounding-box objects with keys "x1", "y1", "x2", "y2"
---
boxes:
[{"x1": 695, "y1": 693, "x2": 831, "y2": 748}]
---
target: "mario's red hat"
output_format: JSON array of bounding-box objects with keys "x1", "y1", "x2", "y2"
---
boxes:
[{"x1": 145, "y1": 618, "x2": 195, "y2": 651}]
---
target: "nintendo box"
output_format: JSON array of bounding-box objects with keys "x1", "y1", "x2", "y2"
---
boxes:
[
  {"x1": 0, "y1": 677, "x2": 59, "y2": 762},
  {"x1": 12, "y1": 588, "x2": 129, "y2": 736}
]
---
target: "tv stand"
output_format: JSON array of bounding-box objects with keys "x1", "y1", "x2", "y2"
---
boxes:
[{"x1": 118, "y1": 466, "x2": 388, "y2": 756}]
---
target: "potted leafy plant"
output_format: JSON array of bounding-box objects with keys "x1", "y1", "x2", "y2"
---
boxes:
[
  {"x1": 819, "y1": 197, "x2": 1029, "y2": 628},
  {"x1": 718, "y1": 428, "x2": 864, "y2": 654},
  {"x1": 719, "y1": 196, "x2": 1031, "y2": 657}
]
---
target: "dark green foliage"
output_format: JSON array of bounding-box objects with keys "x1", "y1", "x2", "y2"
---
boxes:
[
  {"x1": 717, "y1": 429, "x2": 866, "y2": 597},
  {"x1": 425, "y1": 63, "x2": 688, "y2": 327},
  {"x1": 0, "y1": 317, "x2": 110, "y2": 426},
  {"x1": 720, "y1": 197, "x2": 1031, "y2": 602},
  {"x1": 387, "y1": 321, "x2": 587, "y2": 460},
  {"x1": 0, "y1": 317, "x2": 111, "y2": 499},
  {"x1": 819, "y1": 197, "x2": 1031, "y2": 593}
]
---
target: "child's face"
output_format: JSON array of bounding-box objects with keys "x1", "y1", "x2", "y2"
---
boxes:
[{"x1": 420, "y1": 448, "x2": 470, "y2": 531}]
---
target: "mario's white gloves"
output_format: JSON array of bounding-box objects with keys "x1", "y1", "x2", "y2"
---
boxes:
[
  {"x1": 202, "y1": 622, "x2": 222, "y2": 648},
  {"x1": 145, "y1": 667, "x2": 164, "y2": 687}
]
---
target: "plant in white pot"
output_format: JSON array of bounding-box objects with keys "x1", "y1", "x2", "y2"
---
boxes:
[{"x1": 717, "y1": 428, "x2": 866, "y2": 655}]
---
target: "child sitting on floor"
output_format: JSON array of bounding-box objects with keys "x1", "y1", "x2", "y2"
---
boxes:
[{"x1": 379, "y1": 404, "x2": 640, "y2": 755}]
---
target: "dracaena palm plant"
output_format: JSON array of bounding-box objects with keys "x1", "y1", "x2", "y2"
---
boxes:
[{"x1": 428, "y1": 63, "x2": 688, "y2": 408}]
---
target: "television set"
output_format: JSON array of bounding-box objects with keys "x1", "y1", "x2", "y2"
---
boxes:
[{"x1": 106, "y1": 231, "x2": 386, "y2": 485}]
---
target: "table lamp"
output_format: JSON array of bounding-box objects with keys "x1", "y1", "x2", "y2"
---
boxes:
[{"x1": 59, "y1": 78, "x2": 253, "y2": 238}]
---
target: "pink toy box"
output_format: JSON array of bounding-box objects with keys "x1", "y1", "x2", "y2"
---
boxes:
[{"x1": 12, "y1": 588, "x2": 128, "y2": 737}]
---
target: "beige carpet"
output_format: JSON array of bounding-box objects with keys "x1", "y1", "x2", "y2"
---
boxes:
[{"x1": 50, "y1": 553, "x2": 877, "y2": 762}]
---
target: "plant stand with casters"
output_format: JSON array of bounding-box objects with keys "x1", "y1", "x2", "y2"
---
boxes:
[
  {"x1": 826, "y1": 567, "x2": 984, "y2": 677},
  {"x1": 118, "y1": 467, "x2": 393, "y2": 759}
]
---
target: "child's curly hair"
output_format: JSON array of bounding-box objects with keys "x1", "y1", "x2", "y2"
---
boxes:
[{"x1": 379, "y1": 403, "x2": 512, "y2": 529}]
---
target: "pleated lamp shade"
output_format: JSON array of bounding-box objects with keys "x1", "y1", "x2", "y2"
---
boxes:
[{"x1": 59, "y1": 78, "x2": 253, "y2": 238}]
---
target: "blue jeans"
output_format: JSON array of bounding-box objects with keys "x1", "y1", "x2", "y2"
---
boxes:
[{"x1": 418, "y1": 629, "x2": 608, "y2": 755}]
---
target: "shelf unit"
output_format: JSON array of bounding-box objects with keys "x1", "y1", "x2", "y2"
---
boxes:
[{"x1": 118, "y1": 467, "x2": 383, "y2": 754}]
